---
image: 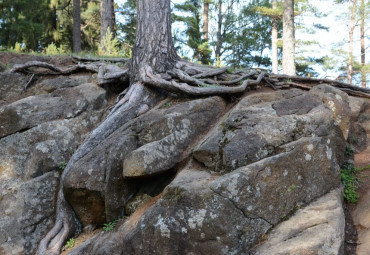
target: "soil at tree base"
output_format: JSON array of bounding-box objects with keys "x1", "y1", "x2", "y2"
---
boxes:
[{"x1": 346, "y1": 135, "x2": 370, "y2": 254}]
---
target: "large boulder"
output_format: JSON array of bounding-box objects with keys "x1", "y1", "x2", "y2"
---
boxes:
[
  {"x1": 0, "y1": 172, "x2": 60, "y2": 255},
  {"x1": 66, "y1": 86, "x2": 348, "y2": 255},
  {"x1": 347, "y1": 96, "x2": 369, "y2": 152},
  {"x1": 63, "y1": 97, "x2": 227, "y2": 226},
  {"x1": 123, "y1": 97, "x2": 226, "y2": 177},
  {"x1": 0, "y1": 72, "x2": 108, "y2": 255},
  {"x1": 0, "y1": 83, "x2": 106, "y2": 138},
  {"x1": 0, "y1": 73, "x2": 27, "y2": 102},
  {"x1": 193, "y1": 88, "x2": 344, "y2": 173},
  {"x1": 252, "y1": 188, "x2": 345, "y2": 255},
  {"x1": 310, "y1": 84, "x2": 351, "y2": 140}
]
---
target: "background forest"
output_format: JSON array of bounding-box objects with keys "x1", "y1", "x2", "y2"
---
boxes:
[{"x1": 0, "y1": 0, "x2": 369, "y2": 87}]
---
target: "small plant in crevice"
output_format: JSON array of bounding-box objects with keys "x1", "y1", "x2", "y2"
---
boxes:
[
  {"x1": 356, "y1": 164, "x2": 370, "y2": 171},
  {"x1": 59, "y1": 161, "x2": 67, "y2": 170},
  {"x1": 162, "y1": 102, "x2": 172, "y2": 108},
  {"x1": 341, "y1": 163, "x2": 361, "y2": 203},
  {"x1": 103, "y1": 219, "x2": 118, "y2": 232},
  {"x1": 65, "y1": 237, "x2": 75, "y2": 249},
  {"x1": 345, "y1": 145, "x2": 354, "y2": 156}
]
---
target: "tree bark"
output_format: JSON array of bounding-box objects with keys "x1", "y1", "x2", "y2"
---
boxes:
[
  {"x1": 111, "y1": 0, "x2": 116, "y2": 35},
  {"x1": 360, "y1": 0, "x2": 366, "y2": 88},
  {"x1": 283, "y1": 0, "x2": 295, "y2": 75},
  {"x1": 348, "y1": 0, "x2": 357, "y2": 84},
  {"x1": 271, "y1": 0, "x2": 278, "y2": 74},
  {"x1": 215, "y1": 0, "x2": 223, "y2": 66},
  {"x1": 72, "y1": 0, "x2": 81, "y2": 53},
  {"x1": 203, "y1": 0, "x2": 209, "y2": 40},
  {"x1": 129, "y1": 0, "x2": 179, "y2": 82},
  {"x1": 101, "y1": 0, "x2": 114, "y2": 45}
]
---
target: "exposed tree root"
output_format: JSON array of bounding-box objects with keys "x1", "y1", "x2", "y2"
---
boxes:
[
  {"x1": 141, "y1": 65, "x2": 266, "y2": 96},
  {"x1": 24, "y1": 73, "x2": 35, "y2": 90},
  {"x1": 201, "y1": 71, "x2": 257, "y2": 85},
  {"x1": 269, "y1": 74, "x2": 370, "y2": 94},
  {"x1": 10, "y1": 60, "x2": 370, "y2": 98},
  {"x1": 36, "y1": 190, "x2": 79, "y2": 255},
  {"x1": 9, "y1": 61, "x2": 129, "y2": 86},
  {"x1": 72, "y1": 55, "x2": 129, "y2": 63},
  {"x1": 97, "y1": 64, "x2": 129, "y2": 85},
  {"x1": 10, "y1": 61, "x2": 99, "y2": 74}
]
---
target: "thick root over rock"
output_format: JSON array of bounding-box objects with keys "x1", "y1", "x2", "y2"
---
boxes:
[
  {"x1": 36, "y1": 81, "x2": 164, "y2": 255},
  {"x1": 10, "y1": 60, "x2": 370, "y2": 98},
  {"x1": 36, "y1": 190, "x2": 79, "y2": 255}
]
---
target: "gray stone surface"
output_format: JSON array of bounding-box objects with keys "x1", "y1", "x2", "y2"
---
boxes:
[
  {"x1": 0, "y1": 66, "x2": 353, "y2": 255},
  {"x1": 123, "y1": 97, "x2": 226, "y2": 177},
  {"x1": 0, "y1": 72, "x2": 108, "y2": 255},
  {"x1": 0, "y1": 73, "x2": 27, "y2": 101},
  {"x1": 69, "y1": 135, "x2": 343, "y2": 255},
  {"x1": 252, "y1": 188, "x2": 345, "y2": 255},
  {"x1": 63, "y1": 97, "x2": 226, "y2": 226},
  {"x1": 0, "y1": 172, "x2": 60, "y2": 255},
  {"x1": 0, "y1": 83, "x2": 106, "y2": 138},
  {"x1": 193, "y1": 89, "x2": 340, "y2": 173},
  {"x1": 310, "y1": 84, "x2": 351, "y2": 139},
  {"x1": 348, "y1": 96, "x2": 368, "y2": 121}
]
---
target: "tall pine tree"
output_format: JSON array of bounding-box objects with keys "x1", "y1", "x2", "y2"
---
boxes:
[{"x1": 173, "y1": 0, "x2": 211, "y2": 64}]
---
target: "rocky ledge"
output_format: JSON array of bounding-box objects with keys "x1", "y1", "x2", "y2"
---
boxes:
[{"x1": 0, "y1": 54, "x2": 369, "y2": 255}]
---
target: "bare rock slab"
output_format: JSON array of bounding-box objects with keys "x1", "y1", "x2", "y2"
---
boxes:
[
  {"x1": 123, "y1": 96, "x2": 226, "y2": 178},
  {"x1": 193, "y1": 88, "x2": 345, "y2": 173},
  {"x1": 252, "y1": 188, "x2": 345, "y2": 255}
]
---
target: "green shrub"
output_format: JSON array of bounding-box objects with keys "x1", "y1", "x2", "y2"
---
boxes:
[
  {"x1": 65, "y1": 238, "x2": 75, "y2": 248},
  {"x1": 8, "y1": 42, "x2": 25, "y2": 53},
  {"x1": 14, "y1": 42, "x2": 24, "y2": 53},
  {"x1": 341, "y1": 163, "x2": 360, "y2": 203},
  {"x1": 45, "y1": 43, "x2": 65, "y2": 55},
  {"x1": 98, "y1": 28, "x2": 120, "y2": 57},
  {"x1": 345, "y1": 145, "x2": 354, "y2": 156},
  {"x1": 103, "y1": 219, "x2": 118, "y2": 232}
]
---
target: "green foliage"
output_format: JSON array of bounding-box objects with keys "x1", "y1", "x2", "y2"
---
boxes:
[
  {"x1": 162, "y1": 102, "x2": 173, "y2": 108},
  {"x1": 287, "y1": 184, "x2": 299, "y2": 192},
  {"x1": 103, "y1": 219, "x2": 118, "y2": 232},
  {"x1": 0, "y1": 0, "x2": 50, "y2": 50},
  {"x1": 173, "y1": 0, "x2": 211, "y2": 64},
  {"x1": 341, "y1": 163, "x2": 360, "y2": 203},
  {"x1": 59, "y1": 161, "x2": 67, "y2": 170},
  {"x1": 117, "y1": 0, "x2": 136, "y2": 58},
  {"x1": 14, "y1": 42, "x2": 24, "y2": 53},
  {"x1": 223, "y1": 0, "x2": 273, "y2": 69},
  {"x1": 98, "y1": 28, "x2": 121, "y2": 57},
  {"x1": 81, "y1": 1, "x2": 101, "y2": 52},
  {"x1": 65, "y1": 238, "x2": 75, "y2": 249},
  {"x1": 356, "y1": 165, "x2": 370, "y2": 171},
  {"x1": 45, "y1": 43, "x2": 66, "y2": 55},
  {"x1": 345, "y1": 145, "x2": 354, "y2": 156}
]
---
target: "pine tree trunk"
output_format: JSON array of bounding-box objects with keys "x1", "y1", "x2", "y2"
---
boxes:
[
  {"x1": 72, "y1": 0, "x2": 81, "y2": 53},
  {"x1": 348, "y1": 0, "x2": 357, "y2": 84},
  {"x1": 129, "y1": 0, "x2": 179, "y2": 82},
  {"x1": 271, "y1": 0, "x2": 278, "y2": 74},
  {"x1": 283, "y1": 0, "x2": 295, "y2": 75},
  {"x1": 360, "y1": 0, "x2": 366, "y2": 88},
  {"x1": 203, "y1": 0, "x2": 209, "y2": 40},
  {"x1": 101, "y1": 0, "x2": 114, "y2": 44},
  {"x1": 215, "y1": 0, "x2": 223, "y2": 66}
]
